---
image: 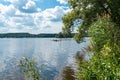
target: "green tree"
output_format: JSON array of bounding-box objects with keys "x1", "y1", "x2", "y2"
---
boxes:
[
  {"x1": 62, "y1": 27, "x2": 72, "y2": 38},
  {"x1": 62, "y1": 0, "x2": 120, "y2": 80},
  {"x1": 56, "y1": 32, "x2": 64, "y2": 38},
  {"x1": 56, "y1": 27, "x2": 72, "y2": 38},
  {"x1": 62, "y1": 0, "x2": 120, "y2": 41}
]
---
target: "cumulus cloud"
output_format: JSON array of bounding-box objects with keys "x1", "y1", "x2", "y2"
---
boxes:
[
  {"x1": 5, "y1": 0, "x2": 40, "y2": 13},
  {"x1": 0, "y1": 14, "x2": 6, "y2": 27},
  {"x1": 32, "y1": 6, "x2": 69, "y2": 33},
  {"x1": 42, "y1": 6, "x2": 66, "y2": 22},
  {"x1": 57, "y1": 0, "x2": 68, "y2": 4},
  {"x1": 22, "y1": 0, "x2": 41, "y2": 13},
  {"x1": 0, "y1": 4, "x2": 17, "y2": 17},
  {"x1": 23, "y1": 1, "x2": 36, "y2": 10},
  {"x1": 0, "y1": 0, "x2": 70, "y2": 33}
]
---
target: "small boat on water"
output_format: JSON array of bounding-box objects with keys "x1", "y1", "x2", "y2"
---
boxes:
[{"x1": 52, "y1": 39, "x2": 61, "y2": 42}]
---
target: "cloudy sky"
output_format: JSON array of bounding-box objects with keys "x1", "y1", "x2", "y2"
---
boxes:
[{"x1": 0, "y1": 0, "x2": 70, "y2": 34}]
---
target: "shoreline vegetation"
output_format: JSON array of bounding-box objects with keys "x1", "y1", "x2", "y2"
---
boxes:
[{"x1": 62, "y1": 0, "x2": 120, "y2": 80}]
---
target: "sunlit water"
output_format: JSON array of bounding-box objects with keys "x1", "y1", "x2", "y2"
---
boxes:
[{"x1": 0, "y1": 38, "x2": 89, "y2": 80}]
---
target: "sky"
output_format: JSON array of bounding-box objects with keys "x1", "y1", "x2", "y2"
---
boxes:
[{"x1": 0, "y1": 0, "x2": 70, "y2": 34}]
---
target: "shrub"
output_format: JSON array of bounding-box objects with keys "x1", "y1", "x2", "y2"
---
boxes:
[
  {"x1": 19, "y1": 57, "x2": 41, "y2": 80},
  {"x1": 77, "y1": 17, "x2": 120, "y2": 80}
]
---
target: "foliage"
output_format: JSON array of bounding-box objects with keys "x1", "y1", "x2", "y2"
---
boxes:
[
  {"x1": 63, "y1": 1, "x2": 120, "y2": 79},
  {"x1": 62, "y1": 0, "x2": 120, "y2": 41},
  {"x1": 62, "y1": 11, "x2": 76, "y2": 28},
  {"x1": 56, "y1": 27, "x2": 72, "y2": 38},
  {"x1": 56, "y1": 32, "x2": 64, "y2": 38},
  {"x1": 88, "y1": 17, "x2": 115, "y2": 51},
  {"x1": 19, "y1": 57, "x2": 41, "y2": 80},
  {"x1": 62, "y1": 27, "x2": 72, "y2": 37},
  {"x1": 77, "y1": 45, "x2": 120, "y2": 80},
  {"x1": 73, "y1": 33, "x2": 83, "y2": 43},
  {"x1": 77, "y1": 17, "x2": 120, "y2": 80}
]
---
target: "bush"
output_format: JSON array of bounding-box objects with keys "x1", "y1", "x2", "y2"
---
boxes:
[
  {"x1": 19, "y1": 57, "x2": 41, "y2": 80},
  {"x1": 77, "y1": 17, "x2": 120, "y2": 80}
]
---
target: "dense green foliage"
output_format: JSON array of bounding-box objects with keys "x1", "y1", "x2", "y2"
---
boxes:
[
  {"x1": 56, "y1": 26, "x2": 72, "y2": 38},
  {"x1": 56, "y1": 32, "x2": 75, "y2": 38},
  {"x1": 77, "y1": 17, "x2": 120, "y2": 80},
  {"x1": 88, "y1": 17, "x2": 117, "y2": 51},
  {"x1": 62, "y1": 0, "x2": 120, "y2": 80},
  {"x1": 19, "y1": 58, "x2": 41, "y2": 80},
  {"x1": 62, "y1": 0, "x2": 120, "y2": 41}
]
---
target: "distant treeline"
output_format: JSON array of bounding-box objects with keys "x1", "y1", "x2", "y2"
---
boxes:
[
  {"x1": 0, "y1": 33, "x2": 56, "y2": 38},
  {"x1": 0, "y1": 33, "x2": 75, "y2": 38},
  {"x1": 56, "y1": 32, "x2": 75, "y2": 38}
]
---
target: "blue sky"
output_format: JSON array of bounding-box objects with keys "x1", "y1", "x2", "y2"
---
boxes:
[{"x1": 0, "y1": 0, "x2": 70, "y2": 34}]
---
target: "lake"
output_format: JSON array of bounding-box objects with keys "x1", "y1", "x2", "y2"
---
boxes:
[{"x1": 0, "y1": 38, "x2": 89, "y2": 80}]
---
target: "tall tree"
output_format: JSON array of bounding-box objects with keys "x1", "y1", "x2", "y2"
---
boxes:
[{"x1": 62, "y1": 0, "x2": 120, "y2": 42}]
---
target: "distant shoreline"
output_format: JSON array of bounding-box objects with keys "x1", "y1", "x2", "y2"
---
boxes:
[
  {"x1": 0, "y1": 33, "x2": 75, "y2": 38},
  {"x1": 0, "y1": 33, "x2": 56, "y2": 38}
]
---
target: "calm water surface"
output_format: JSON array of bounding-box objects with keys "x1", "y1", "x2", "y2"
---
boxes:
[{"x1": 0, "y1": 38, "x2": 89, "y2": 80}]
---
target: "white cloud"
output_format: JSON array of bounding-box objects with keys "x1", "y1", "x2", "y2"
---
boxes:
[
  {"x1": 2, "y1": 5, "x2": 16, "y2": 16},
  {"x1": 22, "y1": 0, "x2": 41, "y2": 12},
  {"x1": 5, "y1": 0, "x2": 40, "y2": 13},
  {"x1": 0, "y1": 14, "x2": 7, "y2": 27},
  {"x1": 5, "y1": 0, "x2": 27, "y2": 8},
  {"x1": 4, "y1": 0, "x2": 19, "y2": 4},
  {"x1": 42, "y1": 6, "x2": 65, "y2": 21},
  {"x1": 0, "y1": 0, "x2": 70, "y2": 34},
  {"x1": 23, "y1": 0, "x2": 36, "y2": 10},
  {"x1": 33, "y1": 6, "x2": 69, "y2": 31},
  {"x1": 57, "y1": 0, "x2": 68, "y2": 4}
]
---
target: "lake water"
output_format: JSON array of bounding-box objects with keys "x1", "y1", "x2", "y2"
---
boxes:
[{"x1": 0, "y1": 38, "x2": 89, "y2": 80}]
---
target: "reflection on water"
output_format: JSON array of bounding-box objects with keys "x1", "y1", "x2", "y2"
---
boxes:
[
  {"x1": 0, "y1": 57, "x2": 25, "y2": 80},
  {"x1": 62, "y1": 66, "x2": 75, "y2": 80},
  {"x1": 75, "y1": 52, "x2": 85, "y2": 65},
  {"x1": 0, "y1": 38, "x2": 89, "y2": 80},
  {"x1": 41, "y1": 66, "x2": 59, "y2": 80}
]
